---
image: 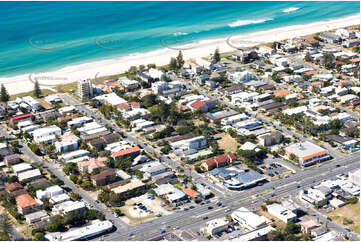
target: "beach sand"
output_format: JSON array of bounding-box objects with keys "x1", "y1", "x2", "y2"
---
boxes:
[{"x1": 1, "y1": 14, "x2": 360, "y2": 95}]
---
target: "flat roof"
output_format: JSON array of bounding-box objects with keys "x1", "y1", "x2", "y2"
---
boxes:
[{"x1": 285, "y1": 141, "x2": 328, "y2": 159}]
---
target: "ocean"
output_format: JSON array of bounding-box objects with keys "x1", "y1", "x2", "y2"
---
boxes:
[{"x1": 0, "y1": 1, "x2": 359, "y2": 77}]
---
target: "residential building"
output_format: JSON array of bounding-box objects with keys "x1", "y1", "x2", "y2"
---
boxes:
[
  {"x1": 32, "y1": 125, "x2": 62, "y2": 144},
  {"x1": 285, "y1": 141, "x2": 330, "y2": 166},
  {"x1": 221, "y1": 113, "x2": 248, "y2": 126},
  {"x1": 52, "y1": 200, "x2": 86, "y2": 215},
  {"x1": 300, "y1": 220, "x2": 320, "y2": 234},
  {"x1": 67, "y1": 116, "x2": 93, "y2": 128},
  {"x1": 78, "y1": 157, "x2": 107, "y2": 174},
  {"x1": 9, "y1": 113, "x2": 34, "y2": 126},
  {"x1": 299, "y1": 188, "x2": 330, "y2": 206},
  {"x1": 205, "y1": 110, "x2": 239, "y2": 124},
  {"x1": 112, "y1": 146, "x2": 141, "y2": 159},
  {"x1": 204, "y1": 218, "x2": 229, "y2": 236},
  {"x1": 266, "y1": 203, "x2": 297, "y2": 223},
  {"x1": 95, "y1": 93, "x2": 127, "y2": 106},
  {"x1": 16, "y1": 194, "x2": 41, "y2": 215},
  {"x1": 25, "y1": 210, "x2": 49, "y2": 224},
  {"x1": 91, "y1": 169, "x2": 116, "y2": 186},
  {"x1": 55, "y1": 132, "x2": 80, "y2": 153},
  {"x1": 4, "y1": 154, "x2": 21, "y2": 166},
  {"x1": 231, "y1": 207, "x2": 269, "y2": 231},
  {"x1": 202, "y1": 153, "x2": 237, "y2": 171},
  {"x1": 18, "y1": 169, "x2": 42, "y2": 182},
  {"x1": 348, "y1": 169, "x2": 360, "y2": 186},
  {"x1": 78, "y1": 79, "x2": 93, "y2": 101},
  {"x1": 170, "y1": 136, "x2": 207, "y2": 151},
  {"x1": 12, "y1": 163, "x2": 33, "y2": 175},
  {"x1": 258, "y1": 132, "x2": 283, "y2": 146},
  {"x1": 319, "y1": 32, "x2": 341, "y2": 43},
  {"x1": 36, "y1": 185, "x2": 64, "y2": 200},
  {"x1": 60, "y1": 150, "x2": 90, "y2": 162},
  {"x1": 111, "y1": 178, "x2": 146, "y2": 196},
  {"x1": 22, "y1": 96, "x2": 41, "y2": 112}
]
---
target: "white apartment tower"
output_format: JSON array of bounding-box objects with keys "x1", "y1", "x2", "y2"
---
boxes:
[{"x1": 78, "y1": 79, "x2": 93, "y2": 101}]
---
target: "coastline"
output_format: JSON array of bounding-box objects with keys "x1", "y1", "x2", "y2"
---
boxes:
[{"x1": 1, "y1": 14, "x2": 360, "y2": 95}]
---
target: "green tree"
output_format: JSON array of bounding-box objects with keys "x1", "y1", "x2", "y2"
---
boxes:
[
  {"x1": 348, "y1": 197, "x2": 358, "y2": 204},
  {"x1": 34, "y1": 232, "x2": 45, "y2": 241},
  {"x1": 34, "y1": 80, "x2": 41, "y2": 98},
  {"x1": 0, "y1": 84, "x2": 9, "y2": 102},
  {"x1": 213, "y1": 48, "x2": 221, "y2": 63},
  {"x1": 176, "y1": 51, "x2": 184, "y2": 69},
  {"x1": 304, "y1": 52, "x2": 311, "y2": 62},
  {"x1": 169, "y1": 57, "x2": 178, "y2": 70},
  {"x1": 267, "y1": 229, "x2": 284, "y2": 241}
]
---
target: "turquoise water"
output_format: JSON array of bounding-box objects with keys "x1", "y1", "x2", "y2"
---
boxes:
[{"x1": 0, "y1": 1, "x2": 359, "y2": 77}]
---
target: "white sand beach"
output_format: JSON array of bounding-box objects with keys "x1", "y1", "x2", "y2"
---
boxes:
[{"x1": 1, "y1": 14, "x2": 360, "y2": 95}]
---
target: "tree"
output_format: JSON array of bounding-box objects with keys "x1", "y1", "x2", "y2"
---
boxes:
[
  {"x1": 176, "y1": 51, "x2": 184, "y2": 69},
  {"x1": 348, "y1": 197, "x2": 358, "y2": 204},
  {"x1": 34, "y1": 232, "x2": 45, "y2": 241},
  {"x1": 0, "y1": 84, "x2": 9, "y2": 102},
  {"x1": 169, "y1": 57, "x2": 178, "y2": 70},
  {"x1": 304, "y1": 52, "x2": 311, "y2": 62},
  {"x1": 34, "y1": 80, "x2": 41, "y2": 98},
  {"x1": 267, "y1": 229, "x2": 283, "y2": 241},
  {"x1": 0, "y1": 213, "x2": 11, "y2": 238},
  {"x1": 225, "y1": 214, "x2": 232, "y2": 222},
  {"x1": 213, "y1": 48, "x2": 221, "y2": 63}
]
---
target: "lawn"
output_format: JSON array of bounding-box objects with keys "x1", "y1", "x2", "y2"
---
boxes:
[
  {"x1": 217, "y1": 133, "x2": 239, "y2": 153},
  {"x1": 327, "y1": 201, "x2": 360, "y2": 234},
  {"x1": 10, "y1": 89, "x2": 56, "y2": 100}
]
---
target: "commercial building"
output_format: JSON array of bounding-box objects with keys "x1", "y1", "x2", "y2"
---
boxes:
[
  {"x1": 266, "y1": 203, "x2": 297, "y2": 223},
  {"x1": 299, "y1": 188, "x2": 330, "y2": 206},
  {"x1": 203, "y1": 218, "x2": 229, "y2": 236},
  {"x1": 231, "y1": 207, "x2": 269, "y2": 231},
  {"x1": 78, "y1": 79, "x2": 93, "y2": 101},
  {"x1": 154, "y1": 184, "x2": 187, "y2": 204},
  {"x1": 45, "y1": 219, "x2": 113, "y2": 241},
  {"x1": 285, "y1": 141, "x2": 330, "y2": 166},
  {"x1": 202, "y1": 153, "x2": 237, "y2": 171},
  {"x1": 258, "y1": 131, "x2": 283, "y2": 146}
]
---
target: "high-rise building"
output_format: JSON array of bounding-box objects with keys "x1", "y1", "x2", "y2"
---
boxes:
[{"x1": 78, "y1": 79, "x2": 93, "y2": 101}]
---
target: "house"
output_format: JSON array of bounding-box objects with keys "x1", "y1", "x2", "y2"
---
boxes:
[
  {"x1": 274, "y1": 89, "x2": 290, "y2": 97},
  {"x1": 232, "y1": 49, "x2": 259, "y2": 63},
  {"x1": 112, "y1": 146, "x2": 141, "y2": 159},
  {"x1": 205, "y1": 110, "x2": 239, "y2": 124},
  {"x1": 16, "y1": 194, "x2": 41, "y2": 215},
  {"x1": 52, "y1": 200, "x2": 86, "y2": 215},
  {"x1": 25, "y1": 210, "x2": 49, "y2": 224},
  {"x1": 95, "y1": 93, "x2": 127, "y2": 106},
  {"x1": 6, "y1": 182, "x2": 27, "y2": 197},
  {"x1": 325, "y1": 134, "x2": 358, "y2": 152},
  {"x1": 266, "y1": 203, "x2": 297, "y2": 223},
  {"x1": 90, "y1": 169, "x2": 116, "y2": 186},
  {"x1": 228, "y1": 71, "x2": 255, "y2": 83},
  {"x1": 218, "y1": 84, "x2": 244, "y2": 96},
  {"x1": 221, "y1": 113, "x2": 248, "y2": 126},
  {"x1": 183, "y1": 188, "x2": 200, "y2": 199},
  {"x1": 231, "y1": 207, "x2": 269, "y2": 231},
  {"x1": 202, "y1": 153, "x2": 236, "y2": 171},
  {"x1": 59, "y1": 150, "x2": 90, "y2": 162},
  {"x1": 300, "y1": 220, "x2": 320, "y2": 234},
  {"x1": 203, "y1": 218, "x2": 229, "y2": 236},
  {"x1": 301, "y1": 36, "x2": 320, "y2": 47},
  {"x1": 67, "y1": 116, "x2": 93, "y2": 128},
  {"x1": 18, "y1": 169, "x2": 42, "y2": 182},
  {"x1": 148, "y1": 68, "x2": 165, "y2": 81},
  {"x1": 4, "y1": 154, "x2": 21, "y2": 166},
  {"x1": 9, "y1": 113, "x2": 34, "y2": 126},
  {"x1": 285, "y1": 141, "x2": 331, "y2": 166},
  {"x1": 55, "y1": 132, "x2": 80, "y2": 153},
  {"x1": 319, "y1": 32, "x2": 341, "y2": 43},
  {"x1": 137, "y1": 72, "x2": 154, "y2": 83},
  {"x1": 258, "y1": 131, "x2": 283, "y2": 146},
  {"x1": 78, "y1": 157, "x2": 107, "y2": 174},
  {"x1": 12, "y1": 163, "x2": 33, "y2": 175},
  {"x1": 118, "y1": 77, "x2": 139, "y2": 90}
]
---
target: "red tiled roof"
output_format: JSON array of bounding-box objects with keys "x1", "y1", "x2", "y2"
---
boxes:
[
  {"x1": 334, "y1": 61, "x2": 344, "y2": 66},
  {"x1": 190, "y1": 100, "x2": 207, "y2": 109},
  {"x1": 305, "y1": 70, "x2": 317, "y2": 76},
  {"x1": 274, "y1": 89, "x2": 290, "y2": 97},
  {"x1": 117, "y1": 104, "x2": 131, "y2": 110},
  {"x1": 351, "y1": 57, "x2": 360, "y2": 63},
  {"x1": 312, "y1": 81, "x2": 324, "y2": 87},
  {"x1": 16, "y1": 194, "x2": 37, "y2": 208},
  {"x1": 6, "y1": 182, "x2": 23, "y2": 192},
  {"x1": 112, "y1": 146, "x2": 141, "y2": 158},
  {"x1": 10, "y1": 113, "x2": 33, "y2": 121},
  {"x1": 183, "y1": 188, "x2": 200, "y2": 198},
  {"x1": 204, "y1": 153, "x2": 236, "y2": 169},
  {"x1": 129, "y1": 102, "x2": 140, "y2": 108}
]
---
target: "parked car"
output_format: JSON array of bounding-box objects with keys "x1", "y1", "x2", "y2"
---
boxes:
[
  {"x1": 208, "y1": 206, "x2": 213, "y2": 210},
  {"x1": 203, "y1": 216, "x2": 208, "y2": 220}
]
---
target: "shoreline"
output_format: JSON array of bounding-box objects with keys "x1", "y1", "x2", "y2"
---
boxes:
[{"x1": 1, "y1": 14, "x2": 360, "y2": 95}]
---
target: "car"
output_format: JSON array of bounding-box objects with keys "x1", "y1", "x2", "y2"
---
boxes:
[
  {"x1": 297, "y1": 185, "x2": 301, "y2": 188},
  {"x1": 336, "y1": 164, "x2": 340, "y2": 167},
  {"x1": 208, "y1": 206, "x2": 213, "y2": 210},
  {"x1": 205, "y1": 200, "x2": 210, "y2": 204},
  {"x1": 327, "y1": 217, "x2": 332, "y2": 221},
  {"x1": 200, "y1": 202, "x2": 205, "y2": 205},
  {"x1": 183, "y1": 208, "x2": 189, "y2": 211},
  {"x1": 203, "y1": 216, "x2": 208, "y2": 220},
  {"x1": 284, "y1": 175, "x2": 289, "y2": 178},
  {"x1": 129, "y1": 233, "x2": 134, "y2": 237},
  {"x1": 160, "y1": 229, "x2": 166, "y2": 234},
  {"x1": 344, "y1": 228, "x2": 351, "y2": 232},
  {"x1": 225, "y1": 209, "x2": 231, "y2": 213},
  {"x1": 189, "y1": 206, "x2": 195, "y2": 209}
]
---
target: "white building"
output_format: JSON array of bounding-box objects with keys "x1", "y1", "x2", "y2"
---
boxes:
[
  {"x1": 299, "y1": 188, "x2": 329, "y2": 206},
  {"x1": 55, "y1": 132, "x2": 80, "y2": 153},
  {"x1": 18, "y1": 169, "x2": 42, "y2": 182},
  {"x1": 32, "y1": 125, "x2": 62, "y2": 143},
  {"x1": 170, "y1": 136, "x2": 207, "y2": 151},
  {"x1": 348, "y1": 169, "x2": 360, "y2": 187},
  {"x1": 204, "y1": 218, "x2": 229, "y2": 235},
  {"x1": 283, "y1": 106, "x2": 308, "y2": 116},
  {"x1": 78, "y1": 79, "x2": 93, "y2": 101},
  {"x1": 148, "y1": 68, "x2": 165, "y2": 80},
  {"x1": 67, "y1": 116, "x2": 93, "y2": 128},
  {"x1": 52, "y1": 201, "x2": 86, "y2": 215},
  {"x1": 196, "y1": 58, "x2": 211, "y2": 69},
  {"x1": 228, "y1": 71, "x2": 255, "y2": 83},
  {"x1": 231, "y1": 207, "x2": 269, "y2": 231},
  {"x1": 12, "y1": 163, "x2": 33, "y2": 175},
  {"x1": 36, "y1": 185, "x2": 64, "y2": 200},
  {"x1": 59, "y1": 150, "x2": 90, "y2": 162},
  {"x1": 285, "y1": 141, "x2": 330, "y2": 167},
  {"x1": 221, "y1": 113, "x2": 248, "y2": 126},
  {"x1": 266, "y1": 203, "x2": 297, "y2": 223},
  {"x1": 22, "y1": 96, "x2": 41, "y2": 112},
  {"x1": 45, "y1": 219, "x2": 113, "y2": 241},
  {"x1": 95, "y1": 93, "x2": 127, "y2": 106},
  {"x1": 151, "y1": 81, "x2": 168, "y2": 94}
]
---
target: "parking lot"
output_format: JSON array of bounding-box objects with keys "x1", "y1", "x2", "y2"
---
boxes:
[{"x1": 258, "y1": 161, "x2": 291, "y2": 179}]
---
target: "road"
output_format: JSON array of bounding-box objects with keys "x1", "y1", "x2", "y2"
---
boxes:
[
  {"x1": 0, "y1": 125, "x2": 129, "y2": 233},
  {"x1": 59, "y1": 92, "x2": 359, "y2": 241}
]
